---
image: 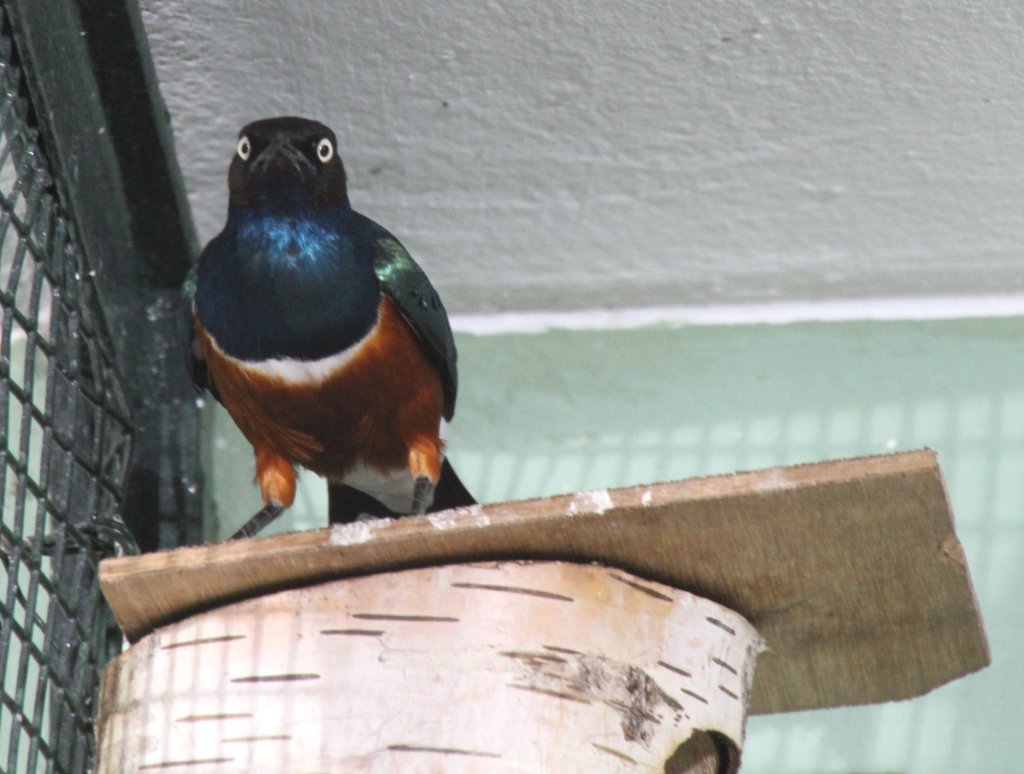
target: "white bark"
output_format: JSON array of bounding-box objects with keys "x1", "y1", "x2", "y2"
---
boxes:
[{"x1": 97, "y1": 561, "x2": 761, "y2": 773}]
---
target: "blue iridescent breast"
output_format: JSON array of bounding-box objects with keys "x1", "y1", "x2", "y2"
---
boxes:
[{"x1": 196, "y1": 210, "x2": 380, "y2": 362}]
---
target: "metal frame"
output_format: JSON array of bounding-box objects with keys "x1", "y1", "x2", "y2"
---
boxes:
[
  {"x1": 6, "y1": 0, "x2": 202, "y2": 551},
  {"x1": 0, "y1": 1, "x2": 201, "y2": 770}
]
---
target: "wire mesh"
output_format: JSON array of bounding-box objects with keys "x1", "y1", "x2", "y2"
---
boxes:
[{"x1": 0, "y1": 12, "x2": 133, "y2": 773}]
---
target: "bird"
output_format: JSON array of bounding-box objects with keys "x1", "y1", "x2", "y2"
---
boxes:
[{"x1": 187, "y1": 116, "x2": 475, "y2": 539}]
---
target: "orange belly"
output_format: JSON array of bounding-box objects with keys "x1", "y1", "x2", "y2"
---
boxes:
[{"x1": 196, "y1": 297, "x2": 445, "y2": 507}]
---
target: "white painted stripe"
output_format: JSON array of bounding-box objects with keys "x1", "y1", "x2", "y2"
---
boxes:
[{"x1": 449, "y1": 294, "x2": 1024, "y2": 335}]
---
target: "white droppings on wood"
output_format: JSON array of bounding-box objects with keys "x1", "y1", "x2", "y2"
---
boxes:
[
  {"x1": 641, "y1": 490, "x2": 653, "y2": 507},
  {"x1": 427, "y1": 512, "x2": 458, "y2": 530},
  {"x1": 428, "y1": 504, "x2": 490, "y2": 530},
  {"x1": 328, "y1": 519, "x2": 387, "y2": 545},
  {"x1": 584, "y1": 489, "x2": 614, "y2": 514},
  {"x1": 565, "y1": 489, "x2": 613, "y2": 517}
]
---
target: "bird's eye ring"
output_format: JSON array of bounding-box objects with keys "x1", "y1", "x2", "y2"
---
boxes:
[
  {"x1": 316, "y1": 138, "x2": 334, "y2": 163},
  {"x1": 237, "y1": 136, "x2": 252, "y2": 161}
]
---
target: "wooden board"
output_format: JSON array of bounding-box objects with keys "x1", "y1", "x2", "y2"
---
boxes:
[{"x1": 99, "y1": 449, "x2": 989, "y2": 714}]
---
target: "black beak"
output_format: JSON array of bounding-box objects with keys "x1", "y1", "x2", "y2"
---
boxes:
[
  {"x1": 245, "y1": 138, "x2": 316, "y2": 209},
  {"x1": 253, "y1": 137, "x2": 314, "y2": 178}
]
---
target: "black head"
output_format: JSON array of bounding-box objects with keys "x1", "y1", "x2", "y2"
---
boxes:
[{"x1": 228, "y1": 116, "x2": 349, "y2": 211}]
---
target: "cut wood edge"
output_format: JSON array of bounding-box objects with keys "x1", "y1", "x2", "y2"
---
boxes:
[
  {"x1": 98, "y1": 449, "x2": 990, "y2": 715},
  {"x1": 99, "y1": 450, "x2": 941, "y2": 631}
]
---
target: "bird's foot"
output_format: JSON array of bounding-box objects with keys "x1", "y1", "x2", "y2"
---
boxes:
[
  {"x1": 231, "y1": 503, "x2": 284, "y2": 540},
  {"x1": 412, "y1": 475, "x2": 435, "y2": 514}
]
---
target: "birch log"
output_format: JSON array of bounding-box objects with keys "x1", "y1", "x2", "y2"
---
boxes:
[{"x1": 96, "y1": 561, "x2": 762, "y2": 773}]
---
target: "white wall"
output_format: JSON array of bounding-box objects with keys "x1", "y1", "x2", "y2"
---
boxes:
[{"x1": 141, "y1": 0, "x2": 1024, "y2": 315}]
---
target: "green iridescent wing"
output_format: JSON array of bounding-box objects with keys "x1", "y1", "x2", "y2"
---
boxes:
[
  {"x1": 357, "y1": 213, "x2": 459, "y2": 420},
  {"x1": 181, "y1": 262, "x2": 216, "y2": 398}
]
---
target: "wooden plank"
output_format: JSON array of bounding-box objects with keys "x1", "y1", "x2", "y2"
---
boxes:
[
  {"x1": 97, "y1": 562, "x2": 760, "y2": 773},
  {"x1": 99, "y1": 449, "x2": 989, "y2": 714}
]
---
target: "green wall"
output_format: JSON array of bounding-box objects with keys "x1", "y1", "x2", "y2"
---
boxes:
[{"x1": 207, "y1": 316, "x2": 1022, "y2": 773}]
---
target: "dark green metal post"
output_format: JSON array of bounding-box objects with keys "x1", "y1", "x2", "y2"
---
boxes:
[{"x1": 6, "y1": 0, "x2": 203, "y2": 551}]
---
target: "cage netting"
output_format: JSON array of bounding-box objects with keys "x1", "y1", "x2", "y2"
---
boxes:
[{"x1": 0, "y1": 11, "x2": 133, "y2": 773}]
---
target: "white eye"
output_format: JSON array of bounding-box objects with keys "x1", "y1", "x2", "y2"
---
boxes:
[
  {"x1": 316, "y1": 137, "x2": 334, "y2": 163},
  {"x1": 237, "y1": 136, "x2": 251, "y2": 161}
]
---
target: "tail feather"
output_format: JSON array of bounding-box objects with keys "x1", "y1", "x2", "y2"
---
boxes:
[
  {"x1": 328, "y1": 458, "x2": 476, "y2": 525},
  {"x1": 430, "y1": 457, "x2": 476, "y2": 512}
]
